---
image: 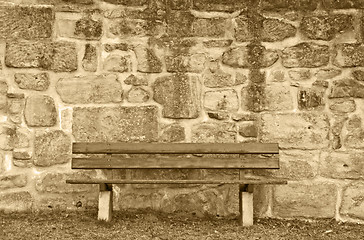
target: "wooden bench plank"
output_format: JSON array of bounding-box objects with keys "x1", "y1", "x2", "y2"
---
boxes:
[
  {"x1": 71, "y1": 155, "x2": 280, "y2": 169},
  {"x1": 66, "y1": 179, "x2": 287, "y2": 185},
  {"x1": 73, "y1": 143, "x2": 279, "y2": 154}
]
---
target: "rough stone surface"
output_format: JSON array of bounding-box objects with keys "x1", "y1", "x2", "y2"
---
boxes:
[
  {"x1": 282, "y1": 43, "x2": 329, "y2": 68},
  {"x1": 193, "y1": 0, "x2": 248, "y2": 12},
  {"x1": 335, "y1": 43, "x2": 364, "y2": 67},
  {"x1": 33, "y1": 130, "x2": 71, "y2": 167},
  {"x1": 242, "y1": 81, "x2": 265, "y2": 112},
  {"x1": 134, "y1": 47, "x2": 162, "y2": 73},
  {"x1": 207, "y1": 112, "x2": 230, "y2": 121},
  {"x1": 5, "y1": 42, "x2": 78, "y2": 72},
  {"x1": 238, "y1": 122, "x2": 258, "y2": 138},
  {"x1": 320, "y1": 151, "x2": 364, "y2": 179},
  {"x1": 153, "y1": 74, "x2": 200, "y2": 119},
  {"x1": 166, "y1": 11, "x2": 194, "y2": 37},
  {"x1": 110, "y1": 18, "x2": 164, "y2": 37},
  {"x1": 203, "y1": 61, "x2": 241, "y2": 88},
  {"x1": 315, "y1": 68, "x2": 342, "y2": 80},
  {"x1": 235, "y1": 17, "x2": 296, "y2": 42},
  {"x1": 0, "y1": 80, "x2": 8, "y2": 111},
  {"x1": 126, "y1": 87, "x2": 149, "y2": 103},
  {"x1": 262, "y1": 0, "x2": 319, "y2": 11},
  {"x1": 160, "y1": 124, "x2": 185, "y2": 142},
  {"x1": 124, "y1": 74, "x2": 148, "y2": 86},
  {"x1": 298, "y1": 86, "x2": 326, "y2": 110},
  {"x1": 341, "y1": 182, "x2": 364, "y2": 220},
  {"x1": 0, "y1": 174, "x2": 27, "y2": 190},
  {"x1": 103, "y1": 54, "x2": 131, "y2": 72},
  {"x1": 24, "y1": 95, "x2": 57, "y2": 127},
  {"x1": 204, "y1": 90, "x2": 239, "y2": 112},
  {"x1": 73, "y1": 106, "x2": 158, "y2": 142},
  {"x1": 329, "y1": 99, "x2": 356, "y2": 113},
  {"x1": 222, "y1": 46, "x2": 279, "y2": 68},
  {"x1": 353, "y1": 70, "x2": 364, "y2": 81},
  {"x1": 345, "y1": 115, "x2": 364, "y2": 149},
  {"x1": 0, "y1": 192, "x2": 33, "y2": 212},
  {"x1": 0, "y1": 5, "x2": 53, "y2": 39},
  {"x1": 264, "y1": 84, "x2": 293, "y2": 111},
  {"x1": 203, "y1": 40, "x2": 233, "y2": 48},
  {"x1": 13, "y1": 148, "x2": 32, "y2": 160},
  {"x1": 192, "y1": 122, "x2": 236, "y2": 143},
  {"x1": 14, "y1": 73, "x2": 50, "y2": 91},
  {"x1": 329, "y1": 78, "x2": 364, "y2": 98},
  {"x1": 288, "y1": 69, "x2": 311, "y2": 82},
  {"x1": 273, "y1": 183, "x2": 336, "y2": 218},
  {"x1": 0, "y1": 123, "x2": 16, "y2": 151},
  {"x1": 14, "y1": 128, "x2": 30, "y2": 149},
  {"x1": 7, "y1": 93, "x2": 25, "y2": 124},
  {"x1": 82, "y1": 44, "x2": 97, "y2": 72},
  {"x1": 261, "y1": 113, "x2": 329, "y2": 149},
  {"x1": 322, "y1": 0, "x2": 364, "y2": 9},
  {"x1": 300, "y1": 15, "x2": 353, "y2": 40},
  {"x1": 56, "y1": 75, "x2": 122, "y2": 104},
  {"x1": 166, "y1": 53, "x2": 206, "y2": 73},
  {"x1": 102, "y1": 0, "x2": 147, "y2": 5},
  {"x1": 192, "y1": 18, "x2": 227, "y2": 37},
  {"x1": 36, "y1": 172, "x2": 97, "y2": 194},
  {"x1": 74, "y1": 16, "x2": 102, "y2": 39}
]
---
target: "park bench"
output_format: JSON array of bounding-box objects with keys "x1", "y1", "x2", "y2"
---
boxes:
[{"x1": 66, "y1": 142, "x2": 287, "y2": 226}]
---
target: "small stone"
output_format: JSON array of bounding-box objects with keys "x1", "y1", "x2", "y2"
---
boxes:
[
  {"x1": 73, "y1": 106, "x2": 158, "y2": 142},
  {"x1": 262, "y1": 18, "x2": 297, "y2": 41},
  {"x1": 315, "y1": 68, "x2": 342, "y2": 80},
  {"x1": 124, "y1": 74, "x2": 148, "y2": 86},
  {"x1": 14, "y1": 128, "x2": 30, "y2": 149},
  {"x1": 33, "y1": 130, "x2": 71, "y2": 167},
  {"x1": 166, "y1": 53, "x2": 206, "y2": 73},
  {"x1": 345, "y1": 115, "x2": 364, "y2": 149},
  {"x1": 7, "y1": 93, "x2": 25, "y2": 124},
  {"x1": 329, "y1": 78, "x2": 364, "y2": 98},
  {"x1": 134, "y1": 47, "x2": 162, "y2": 73},
  {"x1": 341, "y1": 182, "x2": 364, "y2": 220},
  {"x1": 103, "y1": 54, "x2": 131, "y2": 72},
  {"x1": 153, "y1": 74, "x2": 200, "y2": 119},
  {"x1": 160, "y1": 124, "x2": 185, "y2": 142},
  {"x1": 352, "y1": 70, "x2": 364, "y2": 81},
  {"x1": 0, "y1": 174, "x2": 27, "y2": 190},
  {"x1": 282, "y1": 42, "x2": 329, "y2": 68},
  {"x1": 0, "y1": 192, "x2": 33, "y2": 212},
  {"x1": 24, "y1": 95, "x2": 57, "y2": 127},
  {"x1": 104, "y1": 43, "x2": 129, "y2": 52},
  {"x1": 232, "y1": 113, "x2": 257, "y2": 122},
  {"x1": 14, "y1": 73, "x2": 50, "y2": 91},
  {"x1": 335, "y1": 43, "x2": 364, "y2": 67},
  {"x1": 204, "y1": 90, "x2": 239, "y2": 112},
  {"x1": 110, "y1": 18, "x2": 164, "y2": 37},
  {"x1": 13, "y1": 148, "x2": 32, "y2": 160},
  {"x1": 329, "y1": 99, "x2": 356, "y2": 113},
  {"x1": 192, "y1": 122, "x2": 236, "y2": 143},
  {"x1": 56, "y1": 74, "x2": 122, "y2": 104},
  {"x1": 126, "y1": 87, "x2": 149, "y2": 103},
  {"x1": 207, "y1": 112, "x2": 230, "y2": 120},
  {"x1": 238, "y1": 122, "x2": 258, "y2": 138},
  {"x1": 82, "y1": 44, "x2": 97, "y2": 72},
  {"x1": 298, "y1": 86, "x2": 325, "y2": 110},
  {"x1": 74, "y1": 16, "x2": 102, "y2": 40},
  {"x1": 273, "y1": 183, "x2": 336, "y2": 218},
  {"x1": 169, "y1": 0, "x2": 191, "y2": 10},
  {"x1": 222, "y1": 46, "x2": 279, "y2": 68},
  {"x1": 288, "y1": 70, "x2": 311, "y2": 81},
  {"x1": 269, "y1": 70, "x2": 286, "y2": 82},
  {"x1": 203, "y1": 40, "x2": 233, "y2": 48},
  {"x1": 203, "y1": 69, "x2": 235, "y2": 88},
  {"x1": 5, "y1": 42, "x2": 77, "y2": 72}
]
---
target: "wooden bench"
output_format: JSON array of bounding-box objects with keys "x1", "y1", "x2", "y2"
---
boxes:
[{"x1": 66, "y1": 142, "x2": 287, "y2": 226}]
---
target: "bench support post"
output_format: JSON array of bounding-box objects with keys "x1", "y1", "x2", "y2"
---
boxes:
[
  {"x1": 239, "y1": 184, "x2": 254, "y2": 227},
  {"x1": 98, "y1": 183, "x2": 113, "y2": 222}
]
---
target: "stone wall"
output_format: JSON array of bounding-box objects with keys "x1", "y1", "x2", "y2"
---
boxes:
[{"x1": 0, "y1": 0, "x2": 363, "y2": 223}]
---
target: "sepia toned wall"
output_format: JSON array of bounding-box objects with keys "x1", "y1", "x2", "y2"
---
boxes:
[{"x1": 0, "y1": 0, "x2": 363, "y2": 223}]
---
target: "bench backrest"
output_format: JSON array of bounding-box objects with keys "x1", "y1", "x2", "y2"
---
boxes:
[{"x1": 72, "y1": 142, "x2": 280, "y2": 169}]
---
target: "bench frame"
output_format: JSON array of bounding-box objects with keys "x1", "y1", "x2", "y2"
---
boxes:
[{"x1": 67, "y1": 142, "x2": 287, "y2": 226}]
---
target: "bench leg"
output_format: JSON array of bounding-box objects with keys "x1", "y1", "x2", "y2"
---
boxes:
[
  {"x1": 98, "y1": 184, "x2": 113, "y2": 222},
  {"x1": 239, "y1": 184, "x2": 254, "y2": 227}
]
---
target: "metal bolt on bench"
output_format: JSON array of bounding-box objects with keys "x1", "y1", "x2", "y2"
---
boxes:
[{"x1": 66, "y1": 142, "x2": 287, "y2": 226}]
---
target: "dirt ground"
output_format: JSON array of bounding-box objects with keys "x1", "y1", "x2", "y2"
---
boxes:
[{"x1": 0, "y1": 209, "x2": 363, "y2": 240}]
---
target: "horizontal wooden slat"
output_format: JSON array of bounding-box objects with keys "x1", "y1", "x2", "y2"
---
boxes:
[
  {"x1": 66, "y1": 179, "x2": 287, "y2": 185},
  {"x1": 71, "y1": 155, "x2": 279, "y2": 169},
  {"x1": 72, "y1": 142, "x2": 279, "y2": 154}
]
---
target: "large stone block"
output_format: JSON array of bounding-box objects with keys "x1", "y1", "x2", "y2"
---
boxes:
[
  {"x1": 329, "y1": 78, "x2": 364, "y2": 98},
  {"x1": 73, "y1": 106, "x2": 158, "y2": 142},
  {"x1": 14, "y1": 73, "x2": 50, "y2": 91},
  {"x1": 33, "y1": 130, "x2": 71, "y2": 167},
  {"x1": 300, "y1": 15, "x2": 352, "y2": 40},
  {"x1": 192, "y1": 122, "x2": 236, "y2": 143},
  {"x1": 341, "y1": 182, "x2": 364, "y2": 220},
  {"x1": 0, "y1": 5, "x2": 53, "y2": 39},
  {"x1": 273, "y1": 183, "x2": 336, "y2": 218},
  {"x1": 0, "y1": 192, "x2": 33, "y2": 212},
  {"x1": 35, "y1": 172, "x2": 96, "y2": 194},
  {"x1": 261, "y1": 113, "x2": 329, "y2": 149},
  {"x1": 24, "y1": 95, "x2": 57, "y2": 127},
  {"x1": 335, "y1": 43, "x2": 364, "y2": 67},
  {"x1": 204, "y1": 90, "x2": 239, "y2": 112},
  {"x1": 153, "y1": 74, "x2": 200, "y2": 119},
  {"x1": 222, "y1": 46, "x2": 279, "y2": 68},
  {"x1": 5, "y1": 42, "x2": 77, "y2": 72},
  {"x1": 56, "y1": 74, "x2": 122, "y2": 104},
  {"x1": 282, "y1": 42, "x2": 329, "y2": 68},
  {"x1": 320, "y1": 151, "x2": 364, "y2": 179},
  {"x1": 0, "y1": 174, "x2": 27, "y2": 190}
]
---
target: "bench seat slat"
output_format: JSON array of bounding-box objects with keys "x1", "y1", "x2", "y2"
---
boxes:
[
  {"x1": 72, "y1": 155, "x2": 279, "y2": 169},
  {"x1": 73, "y1": 143, "x2": 279, "y2": 154},
  {"x1": 66, "y1": 179, "x2": 287, "y2": 185}
]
